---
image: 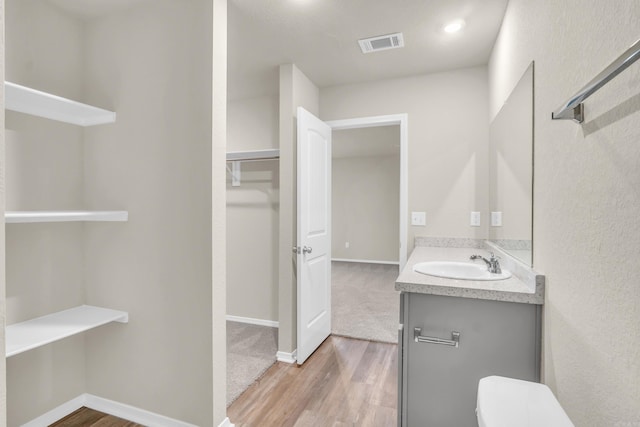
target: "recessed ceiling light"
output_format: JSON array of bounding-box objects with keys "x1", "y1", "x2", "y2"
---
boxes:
[{"x1": 444, "y1": 19, "x2": 465, "y2": 34}]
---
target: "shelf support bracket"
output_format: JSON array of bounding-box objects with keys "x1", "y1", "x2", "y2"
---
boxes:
[{"x1": 231, "y1": 161, "x2": 241, "y2": 187}]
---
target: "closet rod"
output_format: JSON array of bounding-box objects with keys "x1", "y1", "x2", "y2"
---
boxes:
[{"x1": 551, "y1": 38, "x2": 640, "y2": 123}]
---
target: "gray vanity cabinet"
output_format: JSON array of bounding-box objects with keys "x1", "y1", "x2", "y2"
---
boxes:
[{"x1": 398, "y1": 292, "x2": 541, "y2": 427}]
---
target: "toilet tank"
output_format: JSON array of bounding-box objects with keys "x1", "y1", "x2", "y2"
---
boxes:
[{"x1": 477, "y1": 376, "x2": 574, "y2": 427}]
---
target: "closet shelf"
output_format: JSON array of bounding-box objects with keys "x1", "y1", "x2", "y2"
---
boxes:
[
  {"x1": 226, "y1": 149, "x2": 280, "y2": 162},
  {"x1": 226, "y1": 149, "x2": 279, "y2": 186},
  {"x1": 6, "y1": 305, "x2": 129, "y2": 357},
  {"x1": 5, "y1": 81, "x2": 116, "y2": 126},
  {"x1": 5, "y1": 210, "x2": 129, "y2": 223}
]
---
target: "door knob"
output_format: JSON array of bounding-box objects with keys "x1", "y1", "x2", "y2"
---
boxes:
[{"x1": 293, "y1": 246, "x2": 313, "y2": 254}]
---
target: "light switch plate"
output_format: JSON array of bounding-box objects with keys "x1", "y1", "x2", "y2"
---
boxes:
[
  {"x1": 470, "y1": 211, "x2": 481, "y2": 227},
  {"x1": 491, "y1": 211, "x2": 503, "y2": 227},
  {"x1": 411, "y1": 211, "x2": 426, "y2": 226}
]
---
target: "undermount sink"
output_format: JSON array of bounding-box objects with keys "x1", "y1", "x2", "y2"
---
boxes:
[{"x1": 413, "y1": 261, "x2": 512, "y2": 281}]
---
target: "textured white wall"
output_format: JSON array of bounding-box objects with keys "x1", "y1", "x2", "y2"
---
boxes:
[
  {"x1": 227, "y1": 95, "x2": 279, "y2": 322},
  {"x1": 321, "y1": 66, "x2": 490, "y2": 257},
  {"x1": 490, "y1": 1, "x2": 640, "y2": 425}
]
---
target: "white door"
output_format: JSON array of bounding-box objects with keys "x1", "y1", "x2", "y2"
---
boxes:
[{"x1": 296, "y1": 107, "x2": 332, "y2": 365}]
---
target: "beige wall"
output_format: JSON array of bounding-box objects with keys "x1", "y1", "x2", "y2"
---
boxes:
[
  {"x1": 212, "y1": 0, "x2": 227, "y2": 422},
  {"x1": 332, "y1": 152, "x2": 400, "y2": 262},
  {"x1": 489, "y1": 1, "x2": 640, "y2": 425},
  {"x1": 2, "y1": 1, "x2": 225, "y2": 425},
  {"x1": 82, "y1": 1, "x2": 214, "y2": 425},
  {"x1": 228, "y1": 96, "x2": 278, "y2": 151},
  {"x1": 321, "y1": 66, "x2": 490, "y2": 258},
  {"x1": 278, "y1": 64, "x2": 319, "y2": 354},
  {"x1": 5, "y1": 1, "x2": 86, "y2": 423},
  {"x1": 3, "y1": 0, "x2": 226, "y2": 425},
  {"x1": 227, "y1": 95, "x2": 279, "y2": 322}
]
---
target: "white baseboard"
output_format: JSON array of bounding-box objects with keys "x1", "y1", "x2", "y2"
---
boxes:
[
  {"x1": 276, "y1": 349, "x2": 297, "y2": 364},
  {"x1": 218, "y1": 417, "x2": 235, "y2": 427},
  {"x1": 226, "y1": 315, "x2": 279, "y2": 328},
  {"x1": 21, "y1": 395, "x2": 86, "y2": 427},
  {"x1": 85, "y1": 394, "x2": 198, "y2": 427},
  {"x1": 22, "y1": 393, "x2": 200, "y2": 427},
  {"x1": 332, "y1": 258, "x2": 399, "y2": 265}
]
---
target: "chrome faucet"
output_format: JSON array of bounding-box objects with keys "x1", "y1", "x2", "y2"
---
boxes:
[{"x1": 470, "y1": 252, "x2": 502, "y2": 274}]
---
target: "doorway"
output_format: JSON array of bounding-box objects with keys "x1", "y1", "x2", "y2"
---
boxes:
[
  {"x1": 327, "y1": 114, "x2": 408, "y2": 269},
  {"x1": 332, "y1": 126, "x2": 401, "y2": 265},
  {"x1": 295, "y1": 112, "x2": 408, "y2": 362},
  {"x1": 327, "y1": 115, "x2": 408, "y2": 344}
]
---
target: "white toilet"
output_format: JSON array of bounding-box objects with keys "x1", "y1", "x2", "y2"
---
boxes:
[{"x1": 476, "y1": 376, "x2": 575, "y2": 427}]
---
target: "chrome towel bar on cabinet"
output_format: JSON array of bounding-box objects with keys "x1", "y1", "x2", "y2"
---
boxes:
[
  {"x1": 552, "y1": 38, "x2": 640, "y2": 123},
  {"x1": 414, "y1": 327, "x2": 460, "y2": 348}
]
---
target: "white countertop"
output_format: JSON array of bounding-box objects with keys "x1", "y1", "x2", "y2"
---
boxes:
[{"x1": 395, "y1": 247, "x2": 544, "y2": 305}]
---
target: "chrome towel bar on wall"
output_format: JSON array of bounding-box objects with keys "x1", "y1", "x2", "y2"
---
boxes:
[{"x1": 552, "y1": 38, "x2": 640, "y2": 123}]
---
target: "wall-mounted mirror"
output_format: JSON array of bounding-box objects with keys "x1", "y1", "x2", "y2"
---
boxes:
[{"x1": 489, "y1": 62, "x2": 534, "y2": 266}]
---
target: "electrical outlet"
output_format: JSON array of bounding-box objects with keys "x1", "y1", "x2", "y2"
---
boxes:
[
  {"x1": 411, "y1": 212, "x2": 426, "y2": 226},
  {"x1": 491, "y1": 211, "x2": 503, "y2": 227},
  {"x1": 345, "y1": 241, "x2": 350, "y2": 249},
  {"x1": 470, "y1": 211, "x2": 481, "y2": 227}
]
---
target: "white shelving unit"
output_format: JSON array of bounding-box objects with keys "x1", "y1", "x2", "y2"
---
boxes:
[
  {"x1": 5, "y1": 81, "x2": 116, "y2": 126},
  {"x1": 4, "y1": 80, "x2": 128, "y2": 360},
  {"x1": 3, "y1": 83, "x2": 126, "y2": 225},
  {"x1": 6, "y1": 305, "x2": 129, "y2": 357},
  {"x1": 226, "y1": 149, "x2": 280, "y2": 186},
  {"x1": 5, "y1": 210, "x2": 129, "y2": 223}
]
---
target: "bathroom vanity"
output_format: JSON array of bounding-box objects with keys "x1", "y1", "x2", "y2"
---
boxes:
[{"x1": 396, "y1": 245, "x2": 544, "y2": 427}]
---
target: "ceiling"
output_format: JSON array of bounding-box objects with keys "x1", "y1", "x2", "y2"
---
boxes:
[
  {"x1": 229, "y1": 0, "x2": 508, "y2": 100},
  {"x1": 45, "y1": 0, "x2": 509, "y2": 101}
]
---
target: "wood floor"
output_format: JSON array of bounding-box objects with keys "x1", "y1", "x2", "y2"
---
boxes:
[
  {"x1": 50, "y1": 407, "x2": 143, "y2": 427},
  {"x1": 228, "y1": 335, "x2": 398, "y2": 427}
]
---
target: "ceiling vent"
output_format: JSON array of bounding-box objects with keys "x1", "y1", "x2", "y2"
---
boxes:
[{"x1": 358, "y1": 32, "x2": 404, "y2": 54}]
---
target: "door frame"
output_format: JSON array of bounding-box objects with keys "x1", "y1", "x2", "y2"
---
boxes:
[{"x1": 325, "y1": 114, "x2": 408, "y2": 270}]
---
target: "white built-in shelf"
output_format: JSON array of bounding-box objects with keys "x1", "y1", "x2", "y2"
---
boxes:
[
  {"x1": 6, "y1": 305, "x2": 129, "y2": 357},
  {"x1": 5, "y1": 210, "x2": 129, "y2": 223},
  {"x1": 226, "y1": 149, "x2": 280, "y2": 162},
  {"x1": 5, "y1": 81, "x2": 116, "y2": 126}
]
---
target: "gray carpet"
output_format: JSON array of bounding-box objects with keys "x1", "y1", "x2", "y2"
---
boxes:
[
  {"x1": 331, "y1": 261, "x2": 400, "y2": 344},
  {"x1": 226, "y1": 321, "x2": 277, "y2": 406}
]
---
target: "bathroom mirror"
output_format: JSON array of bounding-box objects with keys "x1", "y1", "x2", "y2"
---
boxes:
[{"x1": 488, "y1": 62, "x2": 534, "y2": 265}]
